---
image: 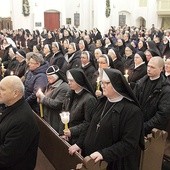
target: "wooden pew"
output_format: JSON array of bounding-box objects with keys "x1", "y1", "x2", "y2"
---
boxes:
[
  {"x1": 34, "y1": 113, "x2": 83, "y2": 170},
  {"x1": 140, "y1": 128, "x2": 168, "y2": 170},
  {"x1": 34, "y1": 113, "x2": 107, "y2": 170},
  {"x1": 34, "y1": 113, "x2": 168, "y2": 170}
]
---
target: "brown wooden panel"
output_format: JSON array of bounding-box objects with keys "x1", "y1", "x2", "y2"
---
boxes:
[{"x1": 34, "y1": 113, "x2": 83, "y2": 170}]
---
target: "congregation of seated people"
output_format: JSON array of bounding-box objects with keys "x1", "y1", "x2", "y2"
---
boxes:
[{"x1": 0, "y1": 25, "x2": 170, "y2": 170}]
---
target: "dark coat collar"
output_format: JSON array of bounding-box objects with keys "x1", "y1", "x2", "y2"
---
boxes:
[{"x1": 0, "y1": 97, "x2": 25, "y2": 123}]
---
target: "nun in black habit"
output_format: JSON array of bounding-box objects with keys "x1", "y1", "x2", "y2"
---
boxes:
[
  {"x1": 69, "y1": 68, "x2": 144, "y2": 170},
  {"x1": 60, "y1": 68, "x2": 97, "y2": 146}
]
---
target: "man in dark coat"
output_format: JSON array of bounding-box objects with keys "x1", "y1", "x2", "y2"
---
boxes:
[
  {"x1": 134, "y1": 56, "x2": 170, "y2": 135},
  {"x1": 0, "y1": 76, "x2": 39, "y2": 170},
  {"x1": 69, "y1": 68, "x2": 144, "y2": 170}
]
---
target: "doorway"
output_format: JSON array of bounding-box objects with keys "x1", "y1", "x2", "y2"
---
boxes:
[{"x1": 44, "y1": 10, "x2": 60, "y2": 31}]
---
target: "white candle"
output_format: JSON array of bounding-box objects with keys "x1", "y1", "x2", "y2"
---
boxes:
[
  {"x1": 1, "y1": 63, "x2": 5, "y2": 77},
  {"x1": 124, "y1": 70, "x2": 129, "y2": 82},
  {"x1": 163, "y1": 55, "x2": 166, "y2": 62},
  {"x1": 96, "y1": 77, "x2": 100, "y2": 90},
  {"x1": 38, "y1": 88, "x2": 44, "y2": 118}
]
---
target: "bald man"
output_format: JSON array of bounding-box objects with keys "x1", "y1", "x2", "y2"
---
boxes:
[
  {"x1": 0, "y1": 76, "x2": 39, "y2": 170},
  {"x1": 134, "y1": 57, "x2": 170, "y2": 135}
]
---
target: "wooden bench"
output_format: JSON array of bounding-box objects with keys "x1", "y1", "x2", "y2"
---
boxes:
[
  {"x1": 140, "y1": 128, "x2": 168, "y2": 170},
  {"x1": 34, "y1": 113, "x2": 168, "y2": 170},
  {"x1": 34, "y1": 113, "x2": 107, "y2": 170}
]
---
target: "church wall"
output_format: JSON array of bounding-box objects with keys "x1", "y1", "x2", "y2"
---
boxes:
[{"x1": 0, "y1": 0, "x2": 164, "y2": 33}]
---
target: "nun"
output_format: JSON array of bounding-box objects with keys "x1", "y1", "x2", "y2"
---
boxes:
[
  {"x1": 80, "y1": 51, "x2": 97, "y2": 87},
  {"x1": 108, "y1": 48, "x2": 124, "y2": 74},
  {"x1": 128, "y1": 51, "x2": 147, "y2": 89},
  {"x1": 60, "y1": 68, "x2": 97, "y2": 145},
  {"x1": 122, "y1": 44, "x2": 135, "y2": 70},
  {"x1": 50, "y1": 42, "x2": 67, "y2": 73},
  {"x1": 36, "y1": 65, "x2": 70, "y2": 132},
  {"x1": 69, "y1": 68, "x2": 144, "y2": 170},
  {"x1": 94, "y1": 54, "x2": 114, "y2": 97}
]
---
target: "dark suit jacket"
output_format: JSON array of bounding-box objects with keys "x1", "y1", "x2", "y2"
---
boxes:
[{"x1": 0, "y1": 98, "x2": 39, "y2": 170}]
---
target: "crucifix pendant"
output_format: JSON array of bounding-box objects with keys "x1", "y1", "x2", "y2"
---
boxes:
[{"x1": 96, "y1": 123, "x2": 100, "y2": 132}]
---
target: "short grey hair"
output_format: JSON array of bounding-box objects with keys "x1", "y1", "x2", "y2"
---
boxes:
[{"x1": 30, "y1": 52, "x2": 44, "y2": 65}]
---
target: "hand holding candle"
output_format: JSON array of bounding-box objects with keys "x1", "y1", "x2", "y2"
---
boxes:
[
  {"x1": 60, "y1": 111, "x2": 70, "y2": 131},
  {"x1": 124, "y1": 70, "x2": 129, "y2": 82}
]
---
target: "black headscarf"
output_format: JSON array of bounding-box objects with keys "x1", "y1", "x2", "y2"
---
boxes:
[
  {"x1": 136, "y1": 51, "x2": 147, "y2": 64},
  {"x1": 67, "y1": 68, "x2": 95, "y2": 97},
  {"x1": 46, "y1": 65, "x2": 68, "y2": 83},
  {"x1": 103, "y1": 68, "x2": 140, "y2": 107},
  {"x1": 147, "y1": 40, "x2": 161, "y2": 56}
]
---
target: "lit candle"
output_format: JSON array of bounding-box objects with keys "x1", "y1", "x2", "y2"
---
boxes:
[
  {"x1": 163, "y1": 55, "x2": 166, "y2": 62},
  {"x1": 96, "y1": 77, "x2": 100, "y2": 90},
  {"x1": 25, "y1": 40, "x2": 28, "y2": 48},
  {"x1": 60, "y1": 111, "x2": 70, "y2": 131},
  {"x1": 1, "y1": 63, "x2": 5, "y2": 77},
  {"x1": 38, "y1": 88, "x2": 44, "y2": 118},
  {"x1": 10, "y1": 71, "x2": 14, "y2": 75},
  {"x1": 124, "y1": 70, "x2": 129, "y2": 82}
]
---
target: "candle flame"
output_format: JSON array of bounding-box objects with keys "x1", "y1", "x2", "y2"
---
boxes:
[
  {"x1": 10, "y1": 71, "x2": 14, "y2": 75},
  {"x1": 163, "y1": 55, "x2": 166, "y2": 62},
  {"x1": 125, "y1": 70, "x2": 128, "y2": 75}
]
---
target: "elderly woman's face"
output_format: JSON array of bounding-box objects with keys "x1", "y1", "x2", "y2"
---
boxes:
[
  {"x1": 98, "y1": 57, "x2": 109, "y2": 69},
  {"x1": 68, "y1": 44, "x2": 75, "y2": 54},
  {"x1": 28, "y1": 58, "x2": 40, "y2": 71},
  {"x1": 101, "y1": 79, "x2": 117, "y2": 99},
  {"x1": 125, "y1": 47, "x2": 132, "y2": 56},
  {"x1": 165, "y1": 59, "x2": 170, "y2": 73},
  {"x1": 47, "y1": 74, "x2": 58, "y2": 84},
  {"x1": 43, "y1": 44, "x2": 50, "y2": 54},
  {"x1": 134, "y1": 53, "x2": 143, "y2": 65},
  {"x1": 52, "y1": 44, "x2": 59, "y2": 53},
  {"x1": 67, "y1": 78, "x2": 80, "y2": 91},
  {"x1": 81, "y1": 53, "x2": 89, "y2": 65}
]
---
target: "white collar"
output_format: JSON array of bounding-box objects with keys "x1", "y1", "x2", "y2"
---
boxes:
[
  {"x1": 82, "y1": 62, "x2": 90, "y2": 67},
  {"x1": 149, "y1": 75, "x2": 160, "y2": 80},
  {"x1": 75, "y1": 88, "x2": 83, "y2": 94},
  {"x1": 135, "y1": 62, "x2": 145, "y2": 69},
  {"x1": 165, "y1": 72, "x2": 170, "y2": 77},
  {"x1": 107, "y1": 95, "x2": 123, "y2": 103}
]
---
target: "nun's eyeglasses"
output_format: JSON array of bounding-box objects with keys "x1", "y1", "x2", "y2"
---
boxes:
[{"x1": 101, "y1": 81, "x2": 111, "y2": 86}]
